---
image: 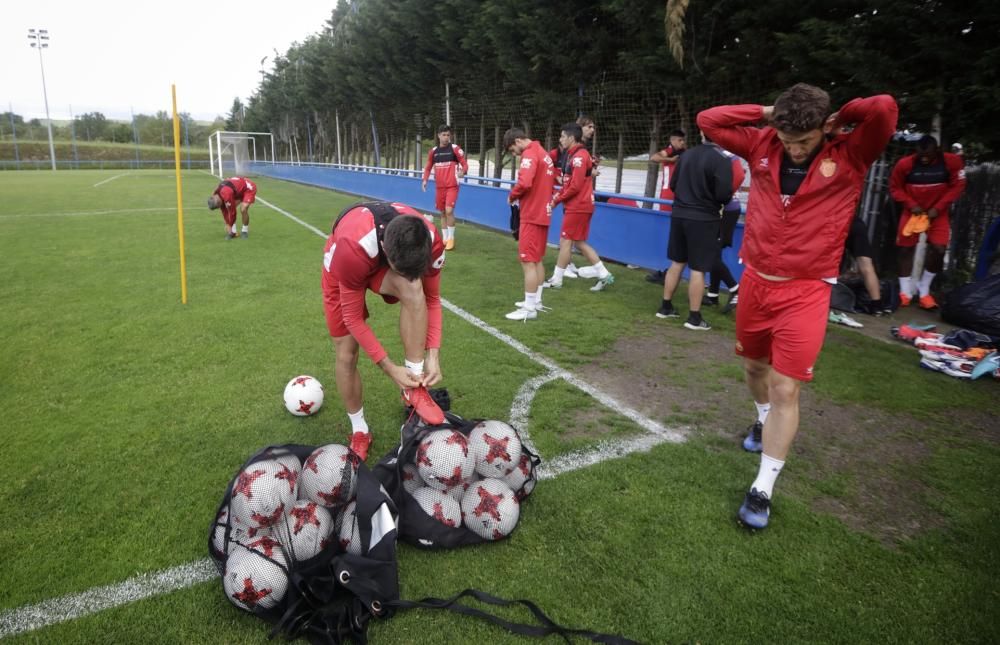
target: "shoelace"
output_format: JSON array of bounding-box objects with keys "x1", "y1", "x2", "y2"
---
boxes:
[
  {"x1": 751, "y1": 422, "x2": 762, "y2": 443},
  {"x1": 745, "y1": 490, "x2": 770, "y2": 513}
]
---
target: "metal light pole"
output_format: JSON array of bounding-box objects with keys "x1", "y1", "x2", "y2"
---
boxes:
[{"x1": 27, "y1": 28, "x2": 57, "y2": 171}]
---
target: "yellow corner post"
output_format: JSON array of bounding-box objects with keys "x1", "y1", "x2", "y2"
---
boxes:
[{"x1": 171, "y1": 84, "x2": 189, "y2": 304}]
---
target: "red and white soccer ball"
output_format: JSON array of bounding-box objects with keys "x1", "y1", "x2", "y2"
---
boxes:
[
  {"x1": 401, "y1": 462, "x2": 425, "y2": 495},
  {"x1": 415, "y1": 429, "x2": 474, "y2": 493},
  {"x1": 230, "y1": 459, "x2": 299, "y2": 536},
  {"x1": 300, "y1": 444, "x2": 358, "y2": 508},
  {"x1": 212, "y1": 506, "x2": 260, "y2": 557},
  {"x1": 223, "y1": 541, "x2": 289, "y2": 612},
  {"x1": 411, "y1": 486, "x2": 463, "y2": 528},
  {"x1": 283, "y1": 375, "x2": 324, "y2": 417},
  {"x1": 502, "y1": 453, "x2": 535, "y2": 499},
  {"x1": 461, "y1": 478, "x2": 520, "y2": 541},
  {"x1": 445, "y1": 472, "x2": 479, "y2": 502},
  {"x1": 274, "y1": 500, "x2": 335, "y2": 562},
  {"x1": 468, "y1": 420, "x2": 522, "y2": 479},
  {"x1": 337, "y1": 500, "x2": 362, "y2": 555}
]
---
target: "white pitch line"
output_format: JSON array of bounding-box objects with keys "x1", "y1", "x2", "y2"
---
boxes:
[
  {"x1": 0, "y1": 560, "x2": 217, "y2": 638},
  {"x1": 92, "y1": 172, "x2": 130, "y2": 187},
  {"x1": 0, "y1": 196, "x2": 688, "y2": 638},
  {"x1": 508, "y1": 371, "x2": 560, "y2": 454}
]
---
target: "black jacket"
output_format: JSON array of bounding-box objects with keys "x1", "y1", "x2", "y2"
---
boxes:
[{"x1": 668, "y1": 142, "x2": 734, "y2": 221}]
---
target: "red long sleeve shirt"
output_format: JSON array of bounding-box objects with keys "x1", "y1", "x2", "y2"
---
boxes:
[
  {"x1": 509, "y1": 141, "x2": 556, "y2": 225},
  {"x1": 697, "y1": 95, "x2": 898, "y2": 279},
  {"x1": 321, "y1": 204, "x2": 445, "y2": 364},
  {"x1": 889, "y1": 152, "x2": 966, "y2": 218},
  {"x1": 422, "y1": 144, "x2": 468, "y2": 188},
  {"x1": 552, "y1": 145, "x2": 594, "y2": 213}
]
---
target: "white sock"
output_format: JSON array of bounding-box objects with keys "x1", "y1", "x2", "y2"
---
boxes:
[
  {"x1": 899, "y1": 276, "x2": 913, "y2": 297},
  {"x1": 594, "y1": 261, "x2": 609, "y2": 279},
  {"x1": 750, "y1": 453, "x2": 785, "y2": 498},
  {"x1": 707, "y1": 291, "x2": 719, "y2": 298},
  {"x1": 242, "y1": 225, "x2": 248, "y2": 232},
  {"x1": 524, "y1": 292, "x2": 537, "y2": 310},
  {"x1": 347, "y1": 408, "x2": 369, "y2": 434},
  {"x1": 447, "y1": 226, "x2": 455, "y2": 240},
  {"x1": 917, "y1": 271, "x2": 936, "y2": 297},
  {"x1": 553, "y1": 266, "x2": 565, "y2": 281},
  {"x1": 567, "y1": 262, "x2": 577, "y2": 271},
  {"x1": 754, "y1": 401, "x2": 771, "y2": 425},
  {"x1": 404, "y1": 359, "x2": 424, "y2": 377},
  {"x1": 231, "y1": 225, "x2": 237, "y2": 234}
]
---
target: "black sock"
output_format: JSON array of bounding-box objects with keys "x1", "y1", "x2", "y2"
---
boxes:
[
  {"x1": 689, "y1": 311, "x2": 702, "y2": 323},
  {"x1": 662, "y1": 299, "x2": 672, "y2": 309}
]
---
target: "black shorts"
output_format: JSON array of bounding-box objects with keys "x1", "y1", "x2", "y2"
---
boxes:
[
  {"x1": 845, "y1": 217, "x2": 873, "y2": 259},
  {"x1": 667, "y1": 218, "x2": 721, "y2": 272}
]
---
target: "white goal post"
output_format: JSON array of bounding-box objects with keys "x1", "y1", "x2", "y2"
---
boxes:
[{"x1": 209, "y1": 130, "x2": 276, "y2": 178}]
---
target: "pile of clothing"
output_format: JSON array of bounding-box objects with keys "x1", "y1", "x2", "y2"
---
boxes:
[{"x1": 891, "y1": 324, "x2": 1000, "y2": 380}]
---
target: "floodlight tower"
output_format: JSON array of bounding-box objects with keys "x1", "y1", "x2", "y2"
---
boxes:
[{"x1": 27, "y1": 28, "x2": 57, "y2": 171}]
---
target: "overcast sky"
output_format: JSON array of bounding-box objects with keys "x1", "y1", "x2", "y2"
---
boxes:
[{"x1": 1, "y1": 0, "x2": 337, "y2": 122}]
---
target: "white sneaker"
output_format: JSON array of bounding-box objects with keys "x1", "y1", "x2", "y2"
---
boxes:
[
  {"x1": 828, "y1": 311, "x2": 863, "y2": 328},
  {"x1": 515, "y1": 301, "x2": 550, "y2": 311},
  {"x1": 542, "y1": 278, "x2": 563, "y2": 289},
  {"x1": 589, "y1": 274, "x2": 614, "y2": 292},
  {"x1": 564, "y1": 263, "x2": 579, "y2": 279},
  {"x1": 577, "y1": 265, "x2": 599, "y2": 278},
  {"x1": 505, "y1": 307, "x2": 538, "y2": 321}
]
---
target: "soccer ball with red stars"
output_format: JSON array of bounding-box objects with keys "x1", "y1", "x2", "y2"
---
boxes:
[
  {"x1": 460, "y1": 478, "x2": 520, "y2": 540},
  {"x1": 411, "y1": 486, "x2": 463, "y2": 528},
  {"x1": 299, "y1": 444, "x2": 359, "y2": 508},
  {"x1": 223, "y1": 542, "x2": 289, "y2": 612},
  {"x1": 415, "y1": 429, "x2": 475, "y2": 495},
  {"x1": 336, "y1": 500, "x2": 362, "y2": 555},
  {"x1": 230, "y1": 459, "x2": 299, "y2": 536},
  {"x1": 283, "y1": 375, "x2": 324, "y2": 417},
  {"x1": 273, "y1": 500, "x2": 335, "y2": 562},
  {"x1": 468, "y1": 420, "x2": 523, "y2": 479}
]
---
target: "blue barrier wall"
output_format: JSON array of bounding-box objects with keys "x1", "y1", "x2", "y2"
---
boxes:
[{"x1": 250, "y1": 162, "x2": 744, "y2": 278}]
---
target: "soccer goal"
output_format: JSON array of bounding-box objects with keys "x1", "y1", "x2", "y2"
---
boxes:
[{"x1": 209, "y1": 130, "x2": 275, "y2": 178}]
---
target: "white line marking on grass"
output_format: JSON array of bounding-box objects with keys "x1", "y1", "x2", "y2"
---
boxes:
[
  {"x1": 92, "y1": 173, "x2": 130, "y2": 187},
  {"x1": 0, "y1": 207, "x2": 177, "y2": 220},
  {"x1": 0, "y1": 559, "x2": 217, "y2": 638},
  {"x1": 258, "y1": 197, "x2": 328, "y2": 237},
  {"x1": 0, "y1": 198, "x2": 688, "y2": 637}
]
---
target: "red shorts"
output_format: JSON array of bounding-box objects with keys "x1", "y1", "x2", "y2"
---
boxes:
[
  {"x1": 560, "y1": 210, "x2": 593, "y2": 241},
  {"x1": 735, "y1": 270, "x2": 832, "y2": 382},
  {"x1": 241, "y1": 185, "x2": 257, "y2": 205},
  {"x1": 658, "y1": 187, "x2": 674, "y2": 213},
  {"x1": 435, "y1": 186, "x2": 459, "y2": 212},
  {"x1": 518, "y1": 223, "x2": 549, "y2": 262},
  {"x1": 896, "y1": 211, "x2": 950, "y2": 247},
  {"x1": 323, "y1": 266, "x2": 397, "y2": 337}
]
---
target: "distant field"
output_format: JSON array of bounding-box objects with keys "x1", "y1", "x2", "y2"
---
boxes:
[
  {"x1": 0, "y1": 170, "x2": 997, "y2": 644},
  {"x1": 0, "y1": 140, "x2": 210, "y2": 165}
]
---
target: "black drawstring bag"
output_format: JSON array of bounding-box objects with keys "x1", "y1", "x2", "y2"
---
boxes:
[{"x1": 373, "y1": 410, "x2": 540, "y2": 549}]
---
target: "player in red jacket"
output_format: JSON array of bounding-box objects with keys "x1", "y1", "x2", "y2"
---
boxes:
[
  {"x1": 207, "y1": 176, "x2": 257, "y2": 239},
  {"x1": 889, "y1": 135, "x2": 966, "y2": 309},
  {"x1": 698, "y1": 84, "x2": 897, "y2": 529},
  {"x1": 321, "y1": 201, "x2": 446, "y2": 459},
  {"x1": 649, "y1": 130, "x2": 687, "y2": 212},
  {"x1": 544, "y1": 123, "x2": 614, "y2": 292},
  {"x1": 421, "y1": 125, "x2": 469, "y2": 251},
  {"x1": 503, "y1": 128, "x2": 556, "y2": 321}
]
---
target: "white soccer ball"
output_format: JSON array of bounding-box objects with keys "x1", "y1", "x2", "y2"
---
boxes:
[
  {"x1": 401, "y1": 462, "x2": 425, "y2": 495},
  {"x1": 300, "y1": 444, "x2": 358, "y2": 507},
  {"x1": 468, "y1": 420, "x2": 522, "y2": 479},
  {"x1": 502, "y1": 453, "x2": 536, "y2": 499},
  {"x1": 461, "y1": 478, "x2": 520, "y2": 541},
  {"x1": 283, "y1": 375, "x2": 324, "y2": 416},
  {"x1": 274, "y1": 500, "x2": 335, "y2": 562},
  {"x1": 337, "y1": 500, "x2": 362, "y2": 555},
  {"x1": 415, "y1": 429, "x2": 474, "y2": 492},
  {"x1": 445, "y1": 472, "x2": 479, "y2": 502},
  {"x1": 212, "y1": 506, "x2": 263, "y2": 556},
  {"x1": 230, "y1": 459, "x2": 298, "y2": 535},
  {"x1": 411, "y1": 486, "x2": 462, "y2": 529},
  {"x1": 223, "y1": 541, "x2": 289, "y2": 612}
]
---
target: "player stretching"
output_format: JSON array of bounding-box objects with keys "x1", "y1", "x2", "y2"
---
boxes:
[{"x1": 207, "y1": 176, "x2": 257, "y2": 239}]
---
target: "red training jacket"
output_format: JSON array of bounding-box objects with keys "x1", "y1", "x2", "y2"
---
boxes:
[
  {"x1": 213, "y1": 176, "x2": 256, "y2": 222},
  {"x1": 888, "y1": 152, "x2": 966, "y2": 218},
  {"x1": 509, "y1": 141, "x2": 556, "y2": 225},
  {"x1": 321, "y1": 203, "x2": 445, "y2": 364},
  {"x1": 552, "y1": 144, "x2": 594, "y2": 213},
  {"x1": 697, "y1": 95, "x2": 898, "y2": 279}
]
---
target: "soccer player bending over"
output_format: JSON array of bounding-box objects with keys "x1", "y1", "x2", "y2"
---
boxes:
[
  {"x1": 321, "y1": 201, "x2": 447, "y2": 460},
  {"x1": 698, "y1": 84, "x2": 897, "y2": 529},
  {"x1": 207, "y1": 176, "x2": 257, "y2": 239}
]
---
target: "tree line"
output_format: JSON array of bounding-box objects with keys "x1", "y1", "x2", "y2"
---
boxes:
[
  {"x1": 233, "y1": 0, "x2": 998, "y2": 166},
  {"x1": 0, "y1": 110, "x2": 225, "y2": 149}
]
